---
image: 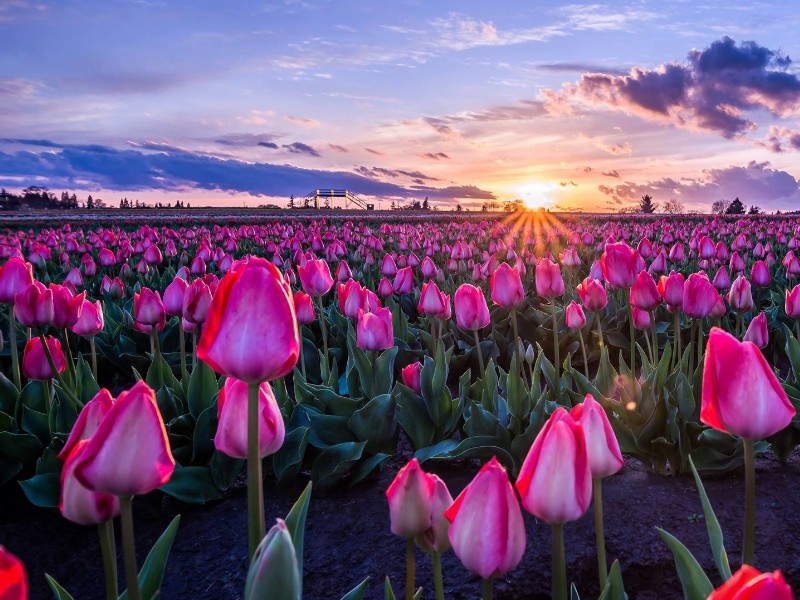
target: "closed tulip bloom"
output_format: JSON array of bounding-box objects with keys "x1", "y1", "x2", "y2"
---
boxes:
[
  {"x1": 0, "y1": 545, "x2": 28, "y2": 600},
  {"x1": 708, "y1": 565, "x2": 793, "y2": 600},
  {"x1": 162, "y1": 276, "x2": 188, "y2": 316},
  {"x1": 380, "y1": 254, "x2": 398, "y2": 276},
  {"x1": 730, "y1": 251, "x2": 746, "y2": 273},
  {"x1": 600, "y1": 242, "x2": 640, "y2": 289},
  {"x1": 701, "y1": 328, "x2": 795, "y2": 439},
  {"x1": 182, "y1": 278, "x2": 213, "y2": 325},
  {"x1": 751, "y1": 260, "x2": 771, "y2": 288},
  {"x1": 74, "y1": 380, "x2": 175, "y2": 496},
  {"x1": 190, "y1": 256, "x2": 206, "y2": 275},
  {"x1": 713, "y1": 266, "x2": 731, "y2": 291},
  {"x1": 728, "y1": 275, "x2": 753, "y2": 313},
  {"x1": 535, "y1": 258, "x2": 565, "y2": 299},
  {"x1": 421, "y1": 256, "x2": 437, "y2": 278},
  {"x1": 490, "y1": 263, "x2": 524, "y2": 308},
  {"x1": 335, "y1": 260, "x2": 352, "y2": 283},
  {"x1": 393, "y1": 266, "x2": 414, "y2": 294},
  {"x1": 198, "y1": 258, "x2": 299, "y2": 383},
  {"x1": 418, "y1": 281, "x2": 448, "y2": 316},
  {"x1": 565, "y1": 301, "x2": 586, "y2": 329},
  {"x1": 143, "y1": 244, "x2": 163, "y2": 265},
  {"x1": 60, "y1": 440, "x2": 120, "y2": 526},
  {"x1": 699, "y1": 236, "x2": 716, "y2": 260},
  {"x1": 293, "y1": 291, "x2": 315, "y2": 324},
  {"x1": 215, "y1": 378, "x2": 285, "y2": 459},
  {"x1": 58, "y1": 389, "x2": 115, "y2": 460},
  {"x1": 401, "y1": 362, "x2": 422, "y2": 394},
  {"x1": 71, "y1": 299, "x2": 104, "y2": 336},
  {"x1": 786, "y1": 285, "x2": 800, "y2": 319},
  {"x1": 454, "y1": 283, "x2": 490, "y2": 331},
  {"x1": 377, "y1": 277, "x2": 394, "y2": 297},
  {"x1": 415, "y1": 474, "x2": 453, "y2": 554},
  {"x1": 517, "y1": 408, "x2": 591, "y2": 523},
  {"x1": 445, "y1": 457, "x2": 526, "y2": 579},
  {"x1": 657, "y1": 271, "x2": 684, "y2": 308},
  {"x1": 65, "y1": 267, "x2": 83, "y2": 288},
  {"x1": 244, "y1": 520, "x2": 301, "y2": 600},
  {"x1": 98, "y1": 248, "x2": 116, "y2": 267},
  {"x1": 744, "y1": 312, "x2": 769, "y2": 349},
  {"x1": 297, "y1": 258, "x2": 334, "y2": 297},
  {"x1": 134, "y1": 288, "x2": 166, "y2": 326},
  {"x1": 561, "y1": 247, "x2": 581, "y2": 268},
  {"x1": 649, "y1": 251, "x2": 667, "y2": 275},
  {"x1": 576, "y1": 277, "x2": 608, "y2": 312},
  {"x1": 632, "y1": 306, "x2": 651, "y2": 330},
  {"x1": 386, "y1": 459, "x2": 434, "y2": 538},
  {"x1": 571, "y1": 395, "x2": 623, "y2": 478},
  {"x1": 630, "y1": 270, "x2": 661, "y2": 310},
  {"x1": 0, "y1": 257, "x2": 34, "y2": 305},
  {"x1": 49, "y1": 284, "x2": 85, "y2": 329},
  {"x1": 22, "y1": 336, "x2": 66, "y2": 380},
  {"x1": 356, "y1": 307, "x2": 394, "y2": 351},
  {"x1": 14, "y1": 282, "x2": 54, "y2": 328},
  {"x1": 683, "y1": 272, "x2": 720, "y2": 319},
  {"x1": 710, "y1": 296, "x2": 728, "y2": 319}
]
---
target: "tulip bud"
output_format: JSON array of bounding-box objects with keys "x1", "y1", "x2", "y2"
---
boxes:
[
  {"x1": 215, "y1": 378, "x2": 285, "y2": 459},
  {"x1": 14, "y1": 282, "x2": 54, "y2": 328},
  {"x1": 743, "y1": 312, "x2": 769, "y2": 349},
  {"x1": 490, "y1": 263, "x2": 524, "y2": 308},
  {"x1": 386, "y1": 459, "x2": 434, "y2": 538},
  {"x1": 683, "y1": 273, "x2": 720, "y2": 319},
  {"x1": 377, "y1": 277, "x2": 394, "y2": 297},
  {"x1": 293, "y1": 291, "x2": 315, "y2": 325},
  {"x1": 708, "y1": 565, "x2": 793, "y2": 600},
  {"x1": 415, "y1": 474, "x2": 453, "y2": 554},
  {"x1": 393, "y1": 267, "x2": 414, "y2": 295},
  {"x1": 0, "y1": 545, "x2": 28, "y2": 599},
  {"x1": 630, "y1": 270, "x2": 661, "y2": 310},
  {"x1": 786, "y1": 285, "x2": 800, "y2": 320},
  {"x1": 631, "y1": 306, "x2": 651, "y2": 330},
  {"x1": 244, "y1": 520, "x2": 301, "y2": 600},
  {"x1": 60, "y1": 440, "x2": 120, "y2": 526},
  {"x1": 565, "y1": 301, "x2": 586, "y2": 330},
  {"x1": 576, "y1": 277, "x2": 607, "y2": 312},
  {"x1": 570, "y1": 395, "x2": 623, "y2": 478},
  {"x1": 401, "y1": 362, "x2": 422, "y2": 394},
  {"x1": 163, "y1": 277, "x2": 188, "y2": 317},
  {"x1": 182, "y1": 278, "x2": 213, "y2": 325},
  {"x1": 751, "y1": 260, "x2": 771, "y2": 288},
  {"x1": 454, "y1": 283, "x2": 490, "y2": 331},
  {"x1": 418, "y1": 281, "x2": 447, "y2": 316},
  {"x1": 601, "y1": 242, "x2": 640, "y2": 289},
  {"x1": 535, "y1": 258, "x2": 565, "y2": 299},
  {"x1": 657, "y1": 271, "x2": 684, "y2": 308},
  {"x1": 22, "y1": 335, "x2": 66, "y2": 381},
  {"x1": 701, "y1": 328, "x2": 795, "y2": 439},
  {"x1": 297, "y1": 258, "x2": 334, "y2": 297},
  {"x1": 0, "y1": 257, "x2": 34, "y2": 305},
  {"x1": 727, "y1": 275, "x2": 753, "y2": 313},
  {"x1": 356, "y1": 307, "x2": 394, "y2": 352}
]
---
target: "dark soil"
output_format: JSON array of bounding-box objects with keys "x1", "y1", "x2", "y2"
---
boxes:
[{"x1": 4, "y1": 449, "x2": 800, "y2": 600}]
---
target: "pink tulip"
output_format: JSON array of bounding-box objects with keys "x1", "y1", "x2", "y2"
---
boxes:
[
  {"x1": 197, "y1": 258, "x2": 299, "y2": 384},
  {"x1": 163, "y1": 277, "x2": 188, "y2": 317},
  {"x1": 401, "y1": 362, "x2": 422, "y2": 394},
  {"x1": 49, "y1": 284, "x2": 84, "y2": 329},
  {"x1": 356, "y1": 307, "x2": 394, "y2": 351},
  {"x1": 386, "y1": 459, "x2": 434, "y2": 538},
  {"x1": 377, "y1": 277, "x2": 394, "y2": 297},
  {"x1": 133, "y1": 288, "x2": 166, "y2": 330},
  {"x1": 143, "y1": 244, "x2": 163, "y2": 265},
  {"x1": 190, "y1": 256, "x2": 206, "y2": 275},
  {"x1": 0, "y1": 256, "x2": 33, "y2": 305},
  {"x1": 297, "y1": 258, "x2": 334, "y2": 297},
  {"x1": 728, "y1": 275, "x2": 753, "y2": 313},
  {"x1": 22, "y1": 335, "x2": 66, "y2": 380},
  {"x1": 713, "y1": 267, "x2": 731, "y2": 291},
  {"x1": 535, "y1": 258, "x2": 565, "y2": 299},
  {"x1": 293, "y1": 291, "x2": 315, "y2": 325},
  {"x1": 708, "y1": 565, "x2": 793, "y2": 600},
  {"x1": 517, "y1": 408, "x2": 591, "y2": 523},
  {"x1": 380, "y1": 254, "x2": 398, "y2": 277},
  {"x1": 570, "y1": 395, "x2": 623, "y2": 478},
  {"x1": 58, "y1": 389, "x2": 116, "y2": 460},
  {"x1": 393, "y1": 266, "x2": 414, "y2": 295},
  {"x1": 335, "y1": 260, "x2": 352, "y2": 283},
  {"x1": 182, "y1": 278, "x2": 213, "y2": 325},
  {"x1": 743, "y1": 313, "x2": 769, "y2": 349},
  {"x1": 786, "y1": 285, "x2": 800, "y2": 319},
  {"x1": 71, "y1": 299, "x2": 104, "y2": 336},
  {"x1": 74, "y1": 380, "x2": 175, "y2": 495},
  {"x1": 490, "y1": 263, "x2": 524, "y2": 308},
  {"x1": 751, "y1": 260, "x2": 771, "y2": 288},
  {"x1": 14, "y1": 282, "x2": 53, "y2": 328},
  {"x1": 630, "y1": 270, "x2": 661, "y2": 310},
  {"x1": 632, "y1": 306, "x2": 651, "y2": 330},
  {"x1": 60, "y1": 440, "x2": 120, "y2": 526},
  {"x1": 683, "y1": 273, "x2": 720, "y2": 319},
  {"x1": 418, "y1": 282, "x2": 448, "y2": 316},
  {"x1": 415, "y1": 474, "x2": 453, "y2": 553},
  {"x1": 454, "y1": 284, "x2": 490, "y2": 331},
  {"x1": 710, "y1": 296, "x2": 728, "y2": 319},
  {"x1": 701, "y1": 328, "x2": 794, "y2": 439},
  {"x1": 215, "y1": 377, "x2": 285, "y2": 459},
  {"x1": 576, "y1": 277, "x2": 607, "y2": 312},
  {"x1": 565, "y1": 301, "x2": 586, "y2": 329},
  {"x1": 445, "y1": 457, "x2": 526, "y2": 579},
  {"x1": 657, "y1": 271, "x2": 684, "y2": 308},
  {"x1": 0, "y1": 545, "x2": 28, "y2": 599},
  {"x1": 600, "y1": 242, "x2": 640, "y2": 289},
  {"x1": 698, "y1": 236, "x2": 716, "y2": 260}
]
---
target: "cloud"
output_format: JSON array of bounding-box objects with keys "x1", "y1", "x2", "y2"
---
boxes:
[
  {"x1": 760, "y1": 125, "x2": 800, "y2": 153},
  {"x1": 559, "y1": 180, "x2": 578, "y2": 187},
  {"x1": 602, "y1": 170, "x2": 620, "y2": 178},
  {"x1": 258, "y1": 141, "x2": 279, "y2": 149},
  {"x1": 537, "y1": 62, "x2": 627, "y2": 76},
  {"x1": 364, "y1": 148, "x2": 385, "y2": 156},
  {"x1": 417, "y1": 152, "x2": 450, "y2": 161},
  {"x1": 285, "y1": 115, "x2": 321, "y2": 127},
  {"x1": 0, "y1": 139, "x2": 495, "y2": 202},
  {"x1": 214, "y1": 133, "x2": 282, "y2": 147},
  {"x1": 597, "y1": 141, "x2": 633, "y2": 156},
  {"x1": 596, "y1": 160, "x2": 800, "y2": 209},
  {"x1": 328, "y1": 143, "x2": 349, "y2": 152},
  {"x1": 546, "y1": 37, "x2": 800, "y2": 140},
  {"x1": 0, "y1": 78, "x2": 43, "y2": 97},
  {"x1": 353, "y1": 166, "x2": 440, "y2": 182},
  {"x1": 281, "y1": 142, "x2": 321, "y2": 157}
]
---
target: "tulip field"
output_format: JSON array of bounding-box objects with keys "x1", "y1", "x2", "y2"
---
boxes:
[{"x1": 2, "y1": 210, "x2": 800, "y2": 599}]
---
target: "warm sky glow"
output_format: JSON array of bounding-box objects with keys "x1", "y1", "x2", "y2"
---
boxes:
[{"x1": 2, "y1": 1, "x2": 800, "y2": 211}]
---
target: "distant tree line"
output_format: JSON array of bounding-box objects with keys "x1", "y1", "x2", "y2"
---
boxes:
[{"x1": 0, "y1": 186, "x2": 108, "y2": 211}]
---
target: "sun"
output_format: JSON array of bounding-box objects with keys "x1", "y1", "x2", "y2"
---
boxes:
[{"x1": 515, "y1": 181, "x2": 558, "y2": 210}]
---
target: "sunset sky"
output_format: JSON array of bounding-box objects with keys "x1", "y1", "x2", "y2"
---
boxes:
[{"x1": 2, "y1": 0, "x2": 800, "y2": 211}]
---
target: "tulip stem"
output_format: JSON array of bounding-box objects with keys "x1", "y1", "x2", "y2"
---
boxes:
[
  {"x1": 795, "y1": 320, "x2": 800, "y2": 344},
  {"x1": 178, "y1": 320, "x2": 187, "y2": 381},
  {"x1": 247, "y1": 381, "x2": 265, "y2": 560},
  {"x1": 696, "y1": 320, "x2": 703, "y2": 372},
  {"x1": 628, "y1": 301, "x2": 636, "y2": 378},
  {"x1": 736, "y1": 313, "x2": 743, "y2": 339},
  {"x1": 150, "y1": 326, "x2": 163, "y2": 391},
  {"x1": 578, "y1": 330, "x2": 589, "y2": 379},
  {"x1": 593, "y1": 478, "x2": 608, "y2": 590},
  {"x1": 552, "y1": 523, "x2": 567, "y2": 600},
  {"x1": 742, "y1": 437, "x2": 756, "y2": 566},
  {"x1": 649, "y1": 310, "x2": 658, "y2": 366},
  {"x1": 482, "y1": 576, "x2": 493, "y2": 600},
  {"x1": 595, "y1": 311, "x2": 604, "y2": 348},
  {"x1": 315, "y1": 297, "x2": 329, "y2": 368},
  {"x1": 643, "y1": 329, "x2": 653, "y2": 368},
  {"x1": 430, "y1": 318, "x2": 437, "y2": 354},
  {"x1": 298, "y1": 326, "x2": 307, "y2": 380},
  {"x1": 473, "y1": 328, "x2": 486, "y2": 383},
  {"x1": 405, "y1": 538, "x2": 415, "y2": 600},
  {"x1": 120, "y1": 495, "x2": 141, "y2": 600},
  {"x1": 551, "y1": 301, "x2": 560, "y2": 399},
  {"x1": 432, "y1": 551, "x2": 444, "y2": 600},
  {"x1": 8, "y1": 305, "x2": 20, "y2": 389},
  {"x1": 62, "y1": 328, "x2": 76, "y2": 387},
  {"x1": 89, "y1": 336, "x2": 98, "y2": 381},
  {"x1": 98, "y1": 519, "x2": 118, "y2": 600},
  {"x1": 672, "y1": 311, "x2": 681, "y2": 372},
  {"x1": 38, "y1": 332, "x2": 81, "y2": 409}
]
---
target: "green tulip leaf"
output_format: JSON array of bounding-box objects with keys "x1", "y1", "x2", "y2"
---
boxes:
[
  {"x1": 120, "y1": 515, "x2": 181, "y2": 600},
  {"x1": 656, "y1": 527, "x2": 714, "y2": 600},
  {"x1": 688, "y1": 456, "x2": 731, "y2": 580}
]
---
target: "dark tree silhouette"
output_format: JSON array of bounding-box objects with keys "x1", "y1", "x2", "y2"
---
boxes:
[
  {"x1": 726, "y1": 197, "x2": 745, "y2": 214},
  {"x1": 639, "y1": 194, "x2": 657, "y2": 213}
]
